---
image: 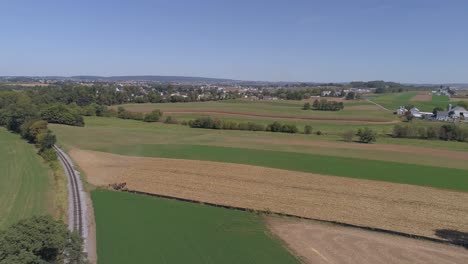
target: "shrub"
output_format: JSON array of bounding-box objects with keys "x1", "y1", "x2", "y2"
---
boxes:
[
  {"x1": 36, "y1": 131, "x2": 57, "y2": 150},
  {"x1": 164, "y1": 116, "x2": 178, "y2": 124},
  {"x1": 266, "y1": 121, "x2": 282, "y2": 132},
  {"x1": 302, "y1": 102, "x2": 311, "y2": 110},
  {"x1": 281, "y1": 124, "x2": 298, "y2": 133},
  {"x1": 304, "y1": 125, "x2": 313, "y2": 134},
  {"x1": 342, "y1": 130, "x2": 354, "y2": 142},
  {"x1": 39, "y1": 148, "x2": 58, "y2": 161},
  {"x1": 143, "y1": 110, "x2": 162, "y2": 122},
  {"x1": 315, "y1": 130, "x2": 322, "y2": 135},
  {"x1": 357, "y1": 127, "x2": 376, "y2": 143}
]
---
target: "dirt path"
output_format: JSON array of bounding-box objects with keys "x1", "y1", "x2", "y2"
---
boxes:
[
  {"x1": 70, "y1": 149, "x2": 468, "y2": 240},
  {"x1": 364, "y1": 99, "x2": 392, "y2": 112},
  {"x1": 268, "y1": 217, "x2": 468, "y2": 264}
]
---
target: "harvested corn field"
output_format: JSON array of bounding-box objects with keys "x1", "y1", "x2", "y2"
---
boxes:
[
  {"x1": 70, "y1": 148, "x2": 468, "y2": 240},
  {"x1": 267, "y1": 217, "x2": 468, "y2": 264}
]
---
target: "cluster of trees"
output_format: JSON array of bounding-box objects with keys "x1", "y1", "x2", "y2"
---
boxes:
[
  {"x1": 21, "y1": 120, "x2": 57, "y2": 161},
  {"x1": 0, "y1": 92, "x2": 86, "y2": 129},
  {"x1": 393, "y1": 124, "x2": 468, "y2": 142},
  {"x1": 0, "y1": 216, "x2": 87, "y2": 263},
  {"x1": 116, "y1": 107, "x2": 163, "y2": 122},
  {"x1": 187, "y1": 117, "x2": 302, "y2": 134},
  {"x1": 303, "y1": 99, "x2": 344, "y2": 111},
  {"x1": 342, "y1": 128, "x2": 377, "y2": 143}
]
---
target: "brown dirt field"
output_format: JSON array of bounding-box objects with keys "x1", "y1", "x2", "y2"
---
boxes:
[
  {"x1": 70, "y1": 149, "x2": 468, "y2": 240},
  {"x1": 268, "y1": 217, "x2": 468, "y2": 264},
  {"x1": 161, "y1": 110, "x2": 396, "y2": 123},
  {"x1": 411, "y1": 92, "x2": 432, "y2": 102}
]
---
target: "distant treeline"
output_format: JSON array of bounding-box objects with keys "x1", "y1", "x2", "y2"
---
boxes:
[
  {"x1": 303, "y1": 99, "x2": 344, "y2": 111},
  {"x1": 186, "y1": 117, "x2": 303, "y2": 134},
  {"x1": 350, "y1": 81, "x2": 435, "y2": 94},
  {"x1": 0, "y1": 83, "x2": 238, "y2": 106},
  {"x1": 392, "y1": 123, "x2": 468, "y2": 142}
]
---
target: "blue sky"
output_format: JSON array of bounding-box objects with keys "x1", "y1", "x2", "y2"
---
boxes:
[{"x1": 1, "y1": 0, "x2": 467, "y2": 83}]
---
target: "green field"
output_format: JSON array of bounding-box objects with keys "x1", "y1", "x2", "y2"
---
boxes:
[
  {"x1": 100, "y1": 144, "x2": 468, "y2": 192},
  {"x1": 0, "y1": 129, "x2": 51, "y2": 229},
  {"x1": 117, "y1": 99, "x2": 396, "y2": 121},
  {"x1": 92, "y1": 190, "x2": 299, "y2": 264},
  {"x1": 369, "y1": 92, "x2": 451, "y2": 111}
]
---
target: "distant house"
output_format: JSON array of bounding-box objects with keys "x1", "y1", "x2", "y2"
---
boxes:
[
  {"x1": 410, "y1": 107, "x2": 422, "y2": 118},
  {"x1": 321, "y1": 90, "x2": 332, "y2": 96},
  {"x1": 451, "y1": 106, "x2": 468, "y2": 120},
  {"x1": 262, "y1": 96, "x2": 278, "y2": 101},
  {"x1": 396, "y1": 106, "x2": 407, "y2": 115},
  {"x1": 409, "y1": 107, "x2": 433, "y2": 119}
]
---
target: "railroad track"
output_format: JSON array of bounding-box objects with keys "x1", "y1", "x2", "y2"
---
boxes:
[{"x1": 54, "y1": 146, "x2": 87, "y2": 246}]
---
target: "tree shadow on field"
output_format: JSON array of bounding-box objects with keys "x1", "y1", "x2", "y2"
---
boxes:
[{"x1": 434, "y1": 229, "x2": 468, "y2": 249}]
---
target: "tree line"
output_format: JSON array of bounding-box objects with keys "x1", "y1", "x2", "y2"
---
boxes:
[
  {"x1": 186, "y1": 117, "x2": 304, "y2": 134},
  {"x1": 303, "y1": 99, "x2": 344, "y2": 111},
  {"x1": 392, "y1": 123, "x2": 468, "y2": 142}
]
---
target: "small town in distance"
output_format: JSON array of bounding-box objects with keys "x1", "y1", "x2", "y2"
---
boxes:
[{"x1": 1, "y1": 1, "x2": 468, "y2": 264}]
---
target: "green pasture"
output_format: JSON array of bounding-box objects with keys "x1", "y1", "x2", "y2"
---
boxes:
[
  {"x1": 92, "y1": 190, "x2": 299, "y2": 264},
  {"x1": 117, "y1": 99, "x2": 395, "y2": 121},
  {"x1": 369, "y1": 92, "x2": 451, "y2": 111},
  {"x1": 0, "y1": 129, "x2": 50, "y2": 229}
]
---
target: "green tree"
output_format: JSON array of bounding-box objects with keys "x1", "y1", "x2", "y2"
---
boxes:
[
  {"x1": 0, "y1": 216, "x2": 87, "y2": 264},
  {"x1": 357, "y1": 128, "x2": 376, "y2": 143},
  {"x1": 432, "y1": 106, "x2": 444, "y2": 115},
  {"x1": 143, "y1": 109, "x2": 162, "y2": 122},
  {"x1": 36, "y1": 131, "x2": 57, "y2": 150},
  {"x1": 302, "y1": 102, "x2": 311, "y2": 110}
]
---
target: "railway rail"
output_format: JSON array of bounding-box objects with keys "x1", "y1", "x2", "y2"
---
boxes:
[{"x1": 54, "y1": 146, "x2": 88, "y2": 253}]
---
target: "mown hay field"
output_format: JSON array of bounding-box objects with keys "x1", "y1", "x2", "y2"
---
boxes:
[
  {"x1": 0, "y1": 129, "x2": 51, "y2": 229},
  {"x1": 92, "y1": 190, "x2": 300, "y2": 264},
  {"x1": 50, "y1": 117, "x2": 468, "y2": 168}
]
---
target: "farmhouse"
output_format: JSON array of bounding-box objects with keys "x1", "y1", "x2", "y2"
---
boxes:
[
  {"x1": 451, "y1": 106, "x2": 468, "y2": 120},
  {"x1": 396, "y1": 106, "x2": 407, "y2": 115},
  {"x1": 409, "y1": 107, "x2": 433, "y2": 119}
]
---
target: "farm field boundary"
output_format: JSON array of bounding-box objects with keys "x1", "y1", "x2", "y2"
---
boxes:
[
  {"x1": 125, "y1": 189, "x2": 467, "y2": 248},
  {"x1": 98, "y1": 144, "x2": 468, "y2": 192},
  {"x1": 72, "y1": 148, "x2": 468, "y2": 240},
  {"x1": 154, "y1": 110, "x2": 395, "y2": 123},
  {"x1": 92, "y1": 190, "x2": 300, "y2": 264}
]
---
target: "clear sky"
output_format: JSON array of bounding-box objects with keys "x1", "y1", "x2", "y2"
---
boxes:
[{"x1": 1, "y1": 0, "x2": 467, "y2": 83}]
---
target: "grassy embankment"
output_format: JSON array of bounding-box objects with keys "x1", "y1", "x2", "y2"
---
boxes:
[
  {"x1": 0, "y1": 129, "x2": 51, "y2": 229},
  {"x1": 92, "y1": 190, "x2": 299, "y2": 264}
]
